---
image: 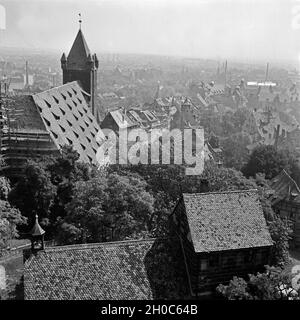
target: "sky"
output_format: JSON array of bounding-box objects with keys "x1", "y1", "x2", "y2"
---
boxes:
[{"x1": 0, "y1": 0, "x2": 299, "y2": 65}]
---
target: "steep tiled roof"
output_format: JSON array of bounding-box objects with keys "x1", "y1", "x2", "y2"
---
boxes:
[
  {"x1": 32, "y1": 81, "x2": 105, "y2": 165},
  {"x1": 269, "y1": 170, "x2": 300, "y2": 205},
  {"x1": 67, "y1": 29, "x2": 91, "y2": 70},
  {"x1": 24, "y1": 238, "x2": 190, "y2": 300},
  {"x1": 109, "y1": 109, "x2": 138, "y2": 129},
  {"x1": 182, "y1": 190, "x2": 273, "y2": 253},
  {"x1": 6, "y1": 95, "x2": 47, "y2": 132}
]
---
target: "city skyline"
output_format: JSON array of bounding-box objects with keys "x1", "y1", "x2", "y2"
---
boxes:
[{"x1": 0, "y1": 1, "x2": 299, "y2": 67}]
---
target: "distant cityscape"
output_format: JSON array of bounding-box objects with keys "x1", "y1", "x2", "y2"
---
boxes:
[{"x1": 0, "y1": 0, "x2": 300, "y2": 303}]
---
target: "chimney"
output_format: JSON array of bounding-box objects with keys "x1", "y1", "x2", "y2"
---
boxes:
[
  {"x1": 25, "y1": 61, "x2": 29, "y2": 88},
  {"x1": 274, "y1": 124, "x2": 280, "y2": 149},
  {"x1": 224, "y1": 60, "x2": 228, "y2": 87}
]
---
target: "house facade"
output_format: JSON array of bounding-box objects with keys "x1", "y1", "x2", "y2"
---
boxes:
[{"x1": 270, "y1": 170, "x2": 300, "y2": 247}]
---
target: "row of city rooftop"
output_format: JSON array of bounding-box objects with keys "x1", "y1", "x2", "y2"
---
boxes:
[{"x1": 1, "y1": 26, "x2": 300, "y2": 300}]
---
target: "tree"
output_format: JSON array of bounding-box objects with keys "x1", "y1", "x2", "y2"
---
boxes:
[
  {"x1": 0, "y1": 176, "x2": 11, "y2": 200},
  {"x1": 268, "y1": 216, "x2": 293, "y2": 266},
  {"x1": 56, "y1": 171, "x2": 154, "y2": 244},
  {"x1": 217, "y1": 266, "x2": 299, "y2": 300},
  {"x1": 242, "y1": 145, "x2": 297, "y2": 179},
  {"x1": 220, "y1": 132, "x2": 251, "y2": 170},
  {"x1": 8, "y1": 145, "x2": 94, "y2": 236},
  {"x1": 0, "y1": 175, "x2": 26, "y2": 250},
  {"x1": 8, "y1": 160, "x2": 56, "y2": 230},
  {"x1": 0, "y1": 200, "x2": 26, "y2": 249}
]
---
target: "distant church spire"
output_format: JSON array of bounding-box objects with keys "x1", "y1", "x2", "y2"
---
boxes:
[{"x1": 61, "y1": 18, "x2": 99, "y2": 118}]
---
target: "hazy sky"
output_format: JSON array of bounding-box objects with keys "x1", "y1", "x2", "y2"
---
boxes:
[{"x1": 0, "y1": 0, "x2": 299, "y2": 64}]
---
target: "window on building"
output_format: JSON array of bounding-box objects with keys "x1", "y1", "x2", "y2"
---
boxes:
[
  {"x1": 200, "y1": 259, "x2": 208, "y2": 271},
  {"x1": 209, "y1": 255, "x2": 220, "y2": 268},
  {"x1": 244, "y1": 249, "x2": 254, "y2": 264},
  {"x1": 227, "y1": 255, "x2": 236, "y2": 268},
  {"x1": 256, "y1": 251, "x2": 262, "y2": 265}
]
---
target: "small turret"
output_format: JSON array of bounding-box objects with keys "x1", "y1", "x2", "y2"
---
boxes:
[
  {"x1": 94, "y1": 54, "x2": 99, "y2": 69},
  {"x1": 29, "y1": 214, "x2": 45, "y2": 252},
  {"x1": 61, "y1": 53, "x2": 67, "y2": 69}
]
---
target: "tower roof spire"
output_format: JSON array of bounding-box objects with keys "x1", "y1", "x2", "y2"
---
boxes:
[
  {"x1": 30, "y1": 214, "x2": 45, "y2": 237},
  {"x1": 67, "y1": 28, "x2": 91, "y2": 69},
  {"x1": 79, "y1": 13, "x2": 82, "y2": 30}
]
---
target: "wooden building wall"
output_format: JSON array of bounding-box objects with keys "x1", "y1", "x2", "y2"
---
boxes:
[
  {"x1": 274, "y1": 200, "x2": 300, "y2": 247},
  {"x1": 170, "y1": 197, "x2": 272, "y2": 296}
]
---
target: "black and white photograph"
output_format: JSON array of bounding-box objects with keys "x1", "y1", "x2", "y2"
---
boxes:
[{"x1": 0, "y1": 0, "x2": 300, "y2": 309}]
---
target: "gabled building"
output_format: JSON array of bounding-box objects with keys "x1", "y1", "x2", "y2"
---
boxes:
[
  {"x1": 61, "y1": 28, "x2": 99, "y2": 120},
  {"x1": 270, "y1": 170, "x2": 300, "y2": 247},
  {"x1": 100, "y1": 108, "x2": 139, "y2": 136},
  {"x1": 23, "y1": 189, "x2": 274, "y2": 299},
  {"x1": 24, "y1": 238, "x2": 190, "y2": 300},
  {"x1": 242, "y1": 109, "x2": 299, "y2": 148},
  {"x1": 1, "y1": 27, "x2": 105, "y2": 179},
  {"x1": 1, "y1": 81, "x2": 105, "y2": 178},
  {"x1": 170, "y1": 190, "x2": 273, "y2": 296}
]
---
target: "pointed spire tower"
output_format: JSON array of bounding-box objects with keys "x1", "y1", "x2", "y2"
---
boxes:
[
  {"x1": 61, "y1": 14, "x2": 98, "y2": 116},
  {"x1": 30, "y1": 214, "x2": 45, "y2": 252}
]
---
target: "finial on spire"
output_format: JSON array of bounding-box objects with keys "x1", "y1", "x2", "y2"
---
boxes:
[{"x1": 79, "y1": 13, "x2": 82, "y2": 30}]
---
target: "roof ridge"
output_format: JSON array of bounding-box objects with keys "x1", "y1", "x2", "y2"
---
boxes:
[
  {"x1": 43, "y1": 237, "x2": 170, "y2": 253},
  {"x1": 33, "y1": 81, "x2": 80, "y2": 96},
  {"x1": 279, "y1": 169, "x2": 300, "y2": 192},
  {"x1": 183, "y1": 189, "x2": 258, "y2": 196}
]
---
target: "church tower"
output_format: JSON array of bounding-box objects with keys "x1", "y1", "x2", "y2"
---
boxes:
[{"x1": 61, "y1": 22, "x2": 99, "y2": 116}]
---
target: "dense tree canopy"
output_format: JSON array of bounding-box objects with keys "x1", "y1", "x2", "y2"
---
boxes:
[
  {"x1": 8, "y1": 146, "x2": 94, "y2": 236},
  {"x1": 217, "y1": 266, "x2": 299, "y2": 300},
  {"x1": 56, "y1": 170, "x2": 154, "y2": 244},
  {"x1": 242, "y1": 145, "x2": 299, "y2": 180},
  {"x1": 0, "y1": 177, "x2": 26, "y2": 250}
]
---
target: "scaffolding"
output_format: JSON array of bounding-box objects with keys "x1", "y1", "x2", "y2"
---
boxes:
[{"x1": 0, "y1": 79, "x2": 57, "y2": 180}]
